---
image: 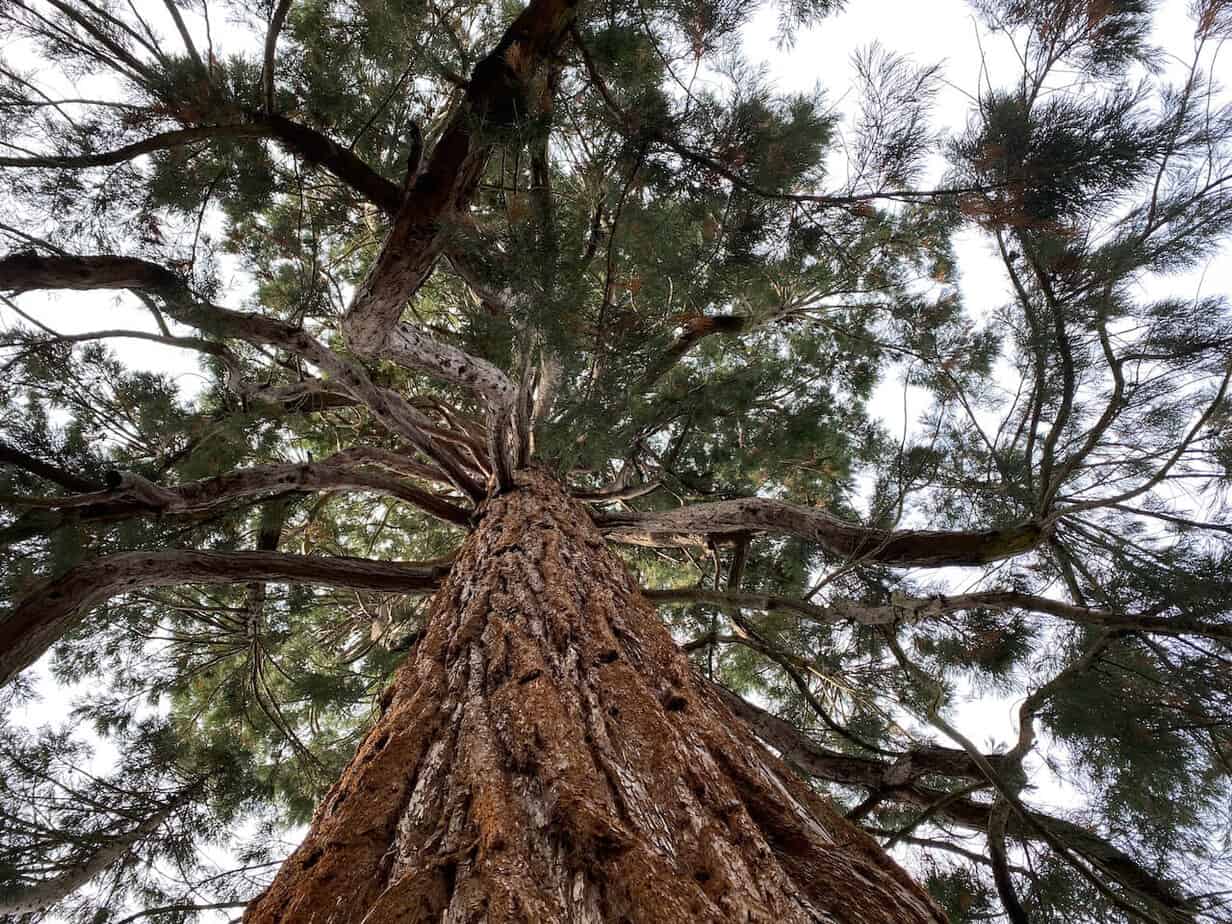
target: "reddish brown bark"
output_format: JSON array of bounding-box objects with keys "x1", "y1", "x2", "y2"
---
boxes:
[{"x1": 244, "y1": 470, "x2": 945, "y2": 923}]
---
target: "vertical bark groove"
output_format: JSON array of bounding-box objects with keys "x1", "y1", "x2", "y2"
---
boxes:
[{"x1": 244, "y1": 470, "x2": 945, "y2": 924}]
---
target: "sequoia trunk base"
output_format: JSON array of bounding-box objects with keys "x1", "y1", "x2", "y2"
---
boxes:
[{"x1": 244, "y1": 470, "x2": 944, "y2": 923}]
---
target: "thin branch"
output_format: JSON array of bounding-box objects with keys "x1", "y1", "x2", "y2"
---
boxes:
[
  {"x1": 263, "y1": 0, "x2": 294, "y2": 115},
  {"x1": 0, "y1": 124, "x2": 272, "y2": 168}
]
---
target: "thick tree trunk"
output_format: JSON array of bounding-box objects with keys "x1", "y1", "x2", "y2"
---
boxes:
[{"x1": 244, "y1": 469, "x2": 945, "y2": 923}]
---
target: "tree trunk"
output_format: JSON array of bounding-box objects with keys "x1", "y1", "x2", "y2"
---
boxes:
[{"x1": 244, "y1": 469, "x2": 945, "y2": 923}]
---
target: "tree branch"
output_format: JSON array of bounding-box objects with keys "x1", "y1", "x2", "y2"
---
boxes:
[
  {"x1": 717, "y1": 685, "x2": 1193, "y2": 917},
  {"x1": 0, "y1": 253, "x2": 487, "y2": 500},
  {"x1": 598, "y1": 500, "x2": 1048, "y2": 566},
  {"x1": 0, "y1": 440, "x2": 103, "y2": 493},
  {"x1": 261, "y1": 114, "x2": 402, "y2": 212},
  {"x1": 263, "y1": 0, "x2": 295, "y2": 115},
  {"x1": 0, "y1": 124, "x2": 272, "y2": 168},
  {"x1": 0, "y1": 798, "x2": 177, "y2": 915},
  {"x1": 340, "y1": 0, "x2": 580, "y2": 350},
  {"x1": 0, "y1": 550, "x2": 451, "y2": 686},
  {"x1": 644, "y1": 587, "x2": 879, "y2": 625},
  {"x1": 988, "y1": 798, "x2": 1031, "y2": 924},
  {"x1": 160, "y1": 0, "x2": 205, "y2": 74},
  {"x1": 0, "y1": 117, "x2": 403, "y2": 213},
  {"x1": 0, "y1": 454, "x2": 470, "y2": 547}
]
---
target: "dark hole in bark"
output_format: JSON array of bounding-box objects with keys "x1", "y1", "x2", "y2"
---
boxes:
[
  {"x1": 608, "y1": 705, "x2": 620, "y2": 717},
  {"x1": 694, "y1": 869, "x2": 712, "y2": 883},
  {"x1": 372, "y1": 732, "x2": 391, "y2": 752},
  {"x1": 664, "y1": 694, "x2": 688, "y2": 712},
  {"x1": 517, "y1": 668, "x2": 543, "y2": 685},
  {"x1": 301, "y1": 848, "x2": 324, "y2": 870},
  {"x1": 440, "y1": 858, "x2": 458, "y2": 903},
  {"x1": 596, "y1": 649, "x2": 619, "y2": 664}
]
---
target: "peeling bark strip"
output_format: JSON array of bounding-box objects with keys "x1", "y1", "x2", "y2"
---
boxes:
[
  {"x1": 243, "y1": 470, "x2": 944, "y2": 924},
  {"x1": 382, "y1": 323, "x2": 516, "y2": 407},
  {"x1": 0, "y1": 552, "x2": 449, "y2": 687},
  {"x1": 598, "y1": 499, "x2": 1048, "y2": 566}
]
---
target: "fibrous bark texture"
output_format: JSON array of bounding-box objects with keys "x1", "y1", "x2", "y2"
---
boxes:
[{"x1": 244, "y1": 470, "x2": 945, "y2": 923}]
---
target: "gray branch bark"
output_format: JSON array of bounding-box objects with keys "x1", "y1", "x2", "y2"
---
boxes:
[
  {"x1": 598, "y1": 500, "x2": 1048, "y2": 567},
  {"x1": 0, "y1": 252, "x2": 487, "y2": 499},
  {"x1": 0, "y1": 550, "x2": 450, "y2": 686},
  {"x1": 0, "y1": 800, "x2": 175, "y2": 915},
  {"x1": 718, "y1": 686, "x2": 1194, "y2": 917}
]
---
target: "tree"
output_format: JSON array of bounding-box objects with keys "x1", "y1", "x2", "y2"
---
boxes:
[{"x1": 0, "y1": 0, "x2": 1229, "y2": 921}]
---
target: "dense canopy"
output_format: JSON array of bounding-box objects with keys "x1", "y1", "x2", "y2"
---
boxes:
[{"x1": 0, "y1": 0, "x2": 1231, "y2": 921}]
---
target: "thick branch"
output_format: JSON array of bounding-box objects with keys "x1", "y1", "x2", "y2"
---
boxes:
[
  {"x1": 643, "y1": 313, "x2": 749, "y2": 386},
  {"x1": 0, "y1": 456, "x2": 470, "y2": 547},
  {"x1": 0, "y1": 550, "x2": 451, "y2": 687},
  {"x1": 0, "y1": 800, "x2": 175, "y2": 916},
  {"x1": 0, "y1": 253, "x2": 185, "y2": 293},
  {"x1": 988, "y1": 799, "x2": 1031, "y2": 924},
  {"x1": 0, "y1": 440, "x2": 103, "y2": 493},
  {"x1": 43, "y1": 457, "x2": 465, "y2": 523},
  {"x1": 644, "y1": 587, "x2": 878, "y2": 625},
  {"x1": 662, "y1": 587, "x2": 1232, "y2": 642},
  {"x1": 0, "y1": 253, "x2": 486, "y2": 499},
  {"x1": 341, "y1": 0, "x2": 580, "y2": 350},
  {"x1": 715, "y1": 685, "x2": 1013, "y2": 786},
  {"x1": 599, "y1": 500, "x2": 1048, "y2": 566},
  {"x1": 718, "y1": 686, "x2": 1192, "y2": 915},
  {"x1": 263, "y1": 0, "x2": 295, "y2": 115},
  {"x1": 899, "y1": 591, "x2": 1232, "y2": 643},
  {"x1": 262, "y1": 114, "x2": 402, "y2": 212}
]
